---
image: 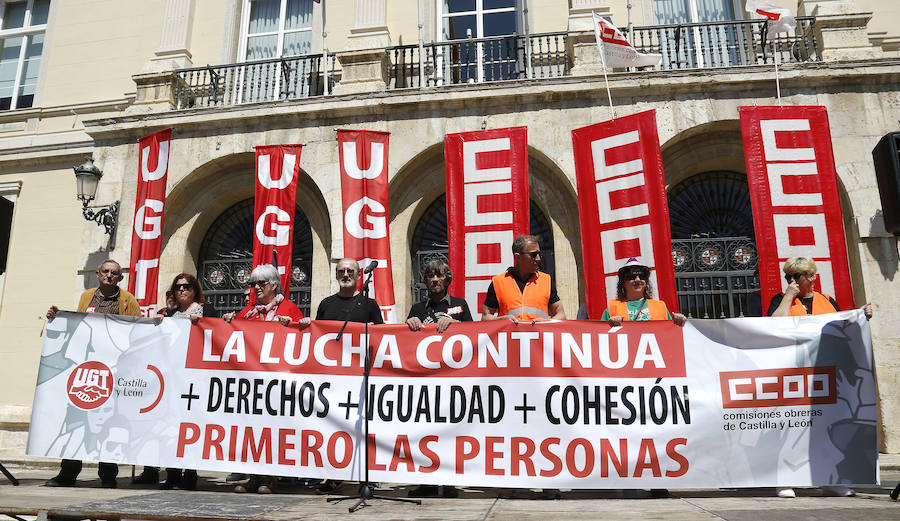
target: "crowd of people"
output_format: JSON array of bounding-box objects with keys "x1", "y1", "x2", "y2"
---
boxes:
[{"x1": 42, "y1": 234, "x2": 873, "y2": 498}]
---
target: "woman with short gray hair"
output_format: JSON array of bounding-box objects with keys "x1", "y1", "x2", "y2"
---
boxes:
[{"x1": 223, "y1": 264, "x2": 304, "y2": 326}]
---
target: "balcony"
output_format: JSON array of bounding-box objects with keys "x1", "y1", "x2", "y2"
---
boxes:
[
  {"x1": 387, "y1": 31, "x2": 569, "y2": 89},
  {"x1": 625, "y1": 17, "x2": 820, "y2": 69},
  {"x1": 167, "y1": 19, "x2": 821, "y2": 110}
]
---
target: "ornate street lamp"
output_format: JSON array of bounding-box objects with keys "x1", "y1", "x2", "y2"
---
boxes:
[{"x1": 74, "y1": 157, "x2": 120, "y2": 249}]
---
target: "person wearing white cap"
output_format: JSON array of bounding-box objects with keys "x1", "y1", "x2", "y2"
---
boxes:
[{"x1": 598, "y1": 258, "x2": 686, "y2": 327}]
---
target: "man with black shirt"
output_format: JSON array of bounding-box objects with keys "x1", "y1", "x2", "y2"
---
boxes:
[
  {"x1": 482, "y1": 234, "x2": 565, "y2": 324},
  {"x1": 312, "y1": 258, "x2": 382, "y2": 494},
  {"x1": 315, "y1": 258, "x2": 384, "y2": 324},
  {"x1": 407, "y1": 259, "x2": 471, "y2": 334}
]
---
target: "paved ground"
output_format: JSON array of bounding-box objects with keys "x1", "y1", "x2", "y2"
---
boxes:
[{"x1": 0, "y1": 457, "x2": 898, "y2": 520}]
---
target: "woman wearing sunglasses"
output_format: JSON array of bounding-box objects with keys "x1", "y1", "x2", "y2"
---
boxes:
[
  {"x1": 600, "y1": 257, "x2": 686, "y2": 328},
  {"x1": 153, "y1": 273, "x2": 207, "y2": 490},
  {"x1": 767, "y1": 256, "x2": 872, "y2": 319}
]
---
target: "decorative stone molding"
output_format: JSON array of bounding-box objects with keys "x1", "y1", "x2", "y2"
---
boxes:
[
  {"x1": 332, "y1": 48, "x2": 389, "y2": 95},
  {"x1": 567, "y1": 1, "x2": 609, "y2": 76},
  {"x1": 128, "y1": 71, "x2": 177, "y2": 114},
  {"x1": 798, "y1": 0, "x2": 881, "y2": 61},
  {"x1": 568, "y1": 0, "x2": 610, "y2": 32},
  {"x1": 142, "y1": 0, "x2": 196, "y2": 73},
  {"x1": 346, "y1": 0, "x2": 391, "y2": 51}
]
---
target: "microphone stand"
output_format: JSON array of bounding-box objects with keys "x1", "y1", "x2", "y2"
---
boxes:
[{"x1": 328, "y1": 267, "x2": 421, "y2": 512}]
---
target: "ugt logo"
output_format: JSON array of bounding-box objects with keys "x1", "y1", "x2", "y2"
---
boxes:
[{"x1": 66, "y1": 361, "x2": 113, "y2": 410}]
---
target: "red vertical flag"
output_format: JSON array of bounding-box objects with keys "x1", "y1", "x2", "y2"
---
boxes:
[
  {"x1": 444, "y1": 127, "x2": 530, "y2": 319},
  {"x1": 337, "y1": 130, "x2": 398, "y2": 323},
  {"x1": 572, "y1": 110, "x2": 677, "y2": 319},
  {"x1": 740, "y1": 106, "x2": 853, "y2": 310},
  {"x1": 128, "y1": 128, "x2": 172, "y2": 317},
  {"x1": 252, "y1": 145, "x2": 302, "y2": 295}
]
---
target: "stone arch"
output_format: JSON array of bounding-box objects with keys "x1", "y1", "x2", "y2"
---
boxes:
[
  {"x1": 388, "y1": 141, "x2": 582, "y2": 316},
  {"x1": 158, "y1": 152, "x2": 332, "y2": 309}
]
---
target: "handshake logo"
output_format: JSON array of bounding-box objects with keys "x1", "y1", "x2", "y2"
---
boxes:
[{"x1": 66, "y1": 361, "x2": 114, "y2": 410}]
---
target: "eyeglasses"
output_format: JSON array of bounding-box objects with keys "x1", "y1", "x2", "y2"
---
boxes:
[
  {"x1": 174, "y1": 283, "x2": 193, "y2": 291},
  {"x1": 519, "y1": 251, "x2": 541, "y2": 259},
  {"x1": 626, "y1": 272, "x2": 648, "y2": 281},
  {"x1": 98, "y1": 269, "x2": 121, "y2": 276},
  {"x1": 784, "y1": 273, "x2": 808, "y2": 282},
  {"x1": 249, "y1": 280, "x2": 268, "y2": 288},
  {"x1": 336, "y1": 268, "x2": 357, "y2": 275}
]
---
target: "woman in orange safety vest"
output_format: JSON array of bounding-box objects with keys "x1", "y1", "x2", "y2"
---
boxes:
[
  {"x1": 767, "y1": 256, "x2": 872, "y2": 319},
  {"x1": 601, "y1": 258, "x2": 686, "y2": 327}
]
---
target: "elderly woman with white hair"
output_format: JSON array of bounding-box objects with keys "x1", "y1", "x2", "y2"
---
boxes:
[
  {"x1": 222, "y1": 264, "x2": 305, "y2": 493},
  {"x1": 223, "y1": 264, "x2": 306, "y2": 326}
]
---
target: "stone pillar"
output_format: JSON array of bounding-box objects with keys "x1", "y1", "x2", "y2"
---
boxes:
[
  {"x1": 333, "y1": 0, "x2": 391, "y2": 94},
  {"x1": 346, "y1": 0, "x2": 391, "y2": 51},
  {"x1": 127, "y1": 71, "x2": 177, "y2": 114},
  {"x1": 567, "y1": 0, "x2": 610, "y2": 76},
  {"x1": 143, "y1": 0, "x2": 197, "y2": 73},
  {"x1": 797, "y1": 0, "x2": 880, "y2": 61}
]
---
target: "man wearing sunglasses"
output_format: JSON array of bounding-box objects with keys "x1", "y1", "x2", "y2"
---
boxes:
[
  {"x1": 44, "y1": 259, "x2": 141, "y2": 488},
  {"x1": 482, "y1": 234, "x2": 565, "y2": 324}
]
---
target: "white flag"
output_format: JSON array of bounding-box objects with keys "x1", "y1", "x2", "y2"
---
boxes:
[
  {"x1": 592, "y1": 12, "x2": 661, "y2": 68},
  {"x1": 745, "y1": 0, "x2": 797, "y2": 37}
]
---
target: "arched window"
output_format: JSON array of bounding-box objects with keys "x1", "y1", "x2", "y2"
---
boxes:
[
  {"x1": 667, "y1": 171, "x2": 760, "y2": 318},
  {"x1": 197, "y1": 198, "x2": 313, "y2": 316},
  {"x1": 409, "y1": 194, "x2": 554, "y2": 303}
]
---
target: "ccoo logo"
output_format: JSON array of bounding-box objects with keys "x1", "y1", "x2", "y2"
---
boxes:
[{"x1": 66, "y1": 361, "x2": 114, "y2": 410}]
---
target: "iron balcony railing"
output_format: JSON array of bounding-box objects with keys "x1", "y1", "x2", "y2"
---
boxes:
[
  {"x1": 624, "y1": 16, "x2": 819, "y2": 70},
  {"x1": 173, "y1": 54, "x2": 338, "y2": 109},
  {"x1": 388, "y1": 31, "x2": 568, "y2": 89}
]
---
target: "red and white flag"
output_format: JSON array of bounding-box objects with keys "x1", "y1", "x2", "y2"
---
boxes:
[
  {"x1": 252, "y1": 145, "x2": 302, "y2": 296},
  {"x1": 337, "y1": 130, "x2": 398, "y2": 323},
  {"x1": 572, "y1": 110, "x2": 677, "y2": 319},
  {"x1": 593, "y1": 12, "x2": 661, "y2": 68},
  {"x1": 740, "y1": 105, "x2": 854, "y2": 310},
  {"x1": 128, "y1": 128, "x2": 172, "y2": 317},
  {"x1": 745, "y1": 0, "x2": 797, "y2": 37},
  {"x1": 445, "y1": 127, "x2": 530, "y2": 320}
]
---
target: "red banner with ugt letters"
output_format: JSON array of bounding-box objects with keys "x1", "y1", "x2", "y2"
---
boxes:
[
  {"x1": 739, "y1": 106, "x2": 853, "y2": 310},
  {"x1": 253, "y1": 145, "x2": 302, "y2": 296},
  {"x1": 337, "y1": 130, "x2": 397, "y2": 323},
  {"x1": 128, "y1": 128, "x2": 172, "y2": 317},
  {"x1": 572, "y1": 110, "x2": 677, "y2": 320},
  {"x1": 445, "y1": 127, "x2": 530, "y2": 320}
]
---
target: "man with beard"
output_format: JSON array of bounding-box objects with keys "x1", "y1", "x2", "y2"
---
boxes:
[
  {"x1": 406, "y1": 258, "x2": 471, "y2": 333},
  {"x1": 405, "y1": 258, "x2": 468, "y2": 497},
  {"x1": 312, "y1": 258, "x2": 382, "y2": 494},
  {"x1": 315, "y1": 258, "x2": 384, "y2": 325}
]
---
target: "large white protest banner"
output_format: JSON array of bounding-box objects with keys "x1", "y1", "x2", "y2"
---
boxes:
[{"x1": 29, "y1": 311, "x2": 877, "y2": 488}]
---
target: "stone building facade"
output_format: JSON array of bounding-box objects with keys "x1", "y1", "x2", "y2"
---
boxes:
[{"x1": 0, "y1": 0, "x2": 899, "y2": 459}]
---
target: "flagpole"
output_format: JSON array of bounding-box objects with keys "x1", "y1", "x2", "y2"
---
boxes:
[
  {"x1": 773, "y1": 40, "x2": 782, "y2": 107},
  {"x1": 322, "y1": 0, "x2": 329, "y2": 95},
  {"x1": 593, "y1": 12, "x2": 616, "y2": 120}
]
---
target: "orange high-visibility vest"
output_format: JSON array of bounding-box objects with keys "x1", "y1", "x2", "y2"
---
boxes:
[
  {"x1": 788, "y1": 291, "x2": 837, "y2": 316},
  {"x1": 607, "y1": 299, "x2": 669, "y2": 320},
  {"x1": 492, "y1": 271, "x2": 551, "y2": 320}
]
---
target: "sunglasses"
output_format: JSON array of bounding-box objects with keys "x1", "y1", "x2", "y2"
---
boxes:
[
  {"x1": 626, "y1": 272, "x2": 648, "y2": 281},
  {"x1": 174, "y1": 283, "x2": 193, "y2": 291},
  {"x1": 519, "y1": 251, "x2": 541, "y2": 259},
  {"x1": 784, "y1": 273, "x2": 807, "y2": 282},
  {"x1": 249, "y1": 280, "x2": 268, "y2": 288},
  {"x1": 336, "y1": 268, "x2": 357, "y2": 275}
]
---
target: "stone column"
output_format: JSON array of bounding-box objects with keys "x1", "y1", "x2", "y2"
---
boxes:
[
  {"x1": 333, "y1": 0, "x2": 391, "y2": 95},
  {"x1": 143, "y1": 0, "x2": 197, "y2": 73},
  {"x1": 347, "y1": 0, "x2": 391, "y2": 51},
  {"x1": 568, "y1": 0, "x2": 611, "y2": 76},
  {"x1": 797, "y1": 0, "x2": 880, "y2": 61}
]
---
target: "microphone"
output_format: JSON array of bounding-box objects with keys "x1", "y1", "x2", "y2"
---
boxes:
[{"x1": 364, "y1": 260, "x2": 379, "y2": 274}]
